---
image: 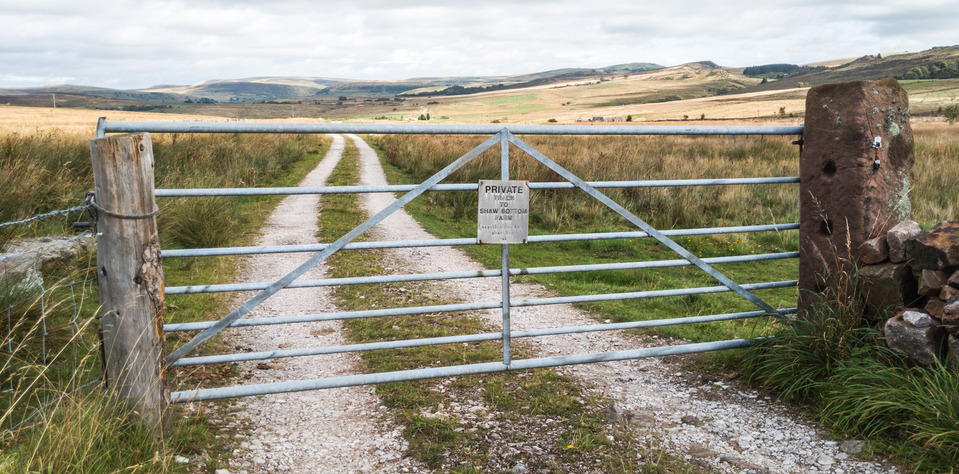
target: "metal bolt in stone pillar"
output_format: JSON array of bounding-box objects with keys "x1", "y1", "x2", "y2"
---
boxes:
[{"x1": 799, "y1": 78, "x2": 915, "y2": 308}]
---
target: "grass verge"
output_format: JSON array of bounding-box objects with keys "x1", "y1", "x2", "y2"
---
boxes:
[{"x1": 2, "y1": 133, "x2": 331, "y2": 472}]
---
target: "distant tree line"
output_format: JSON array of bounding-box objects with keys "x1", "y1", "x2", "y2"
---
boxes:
[
  {"x1": 97, "y1": 104, "x2": 174, "y2": 112},
  {"x1": 402, "y1": 83, "x2": 513, "y2": 97},
  {"x1": 897, "y1": 60, "x2": 959, "y2": 80},
  {"x1": 743, "y1": 64, "x2": 821, "y2": 78}
]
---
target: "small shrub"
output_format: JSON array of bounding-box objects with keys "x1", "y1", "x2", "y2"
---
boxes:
[{"x1": 944, "y1": 102, "x2": 959, "y2": 124}]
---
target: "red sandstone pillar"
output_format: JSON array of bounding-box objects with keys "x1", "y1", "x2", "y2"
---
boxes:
[{"x1": 799, "y1": 78, "x2": 915, "y2": 307}]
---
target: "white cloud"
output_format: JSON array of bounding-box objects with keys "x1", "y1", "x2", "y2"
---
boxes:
[{"x1": 0, "y1": 0, "x2": 955, "y2": 89}]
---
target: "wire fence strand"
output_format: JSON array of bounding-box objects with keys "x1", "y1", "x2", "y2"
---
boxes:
[
  {"x1": 1, "y1": 205, "x2": 101, "y2": 437},
  {"x1": 0, "y1": 204, "x2": 89, "y2": 229}
]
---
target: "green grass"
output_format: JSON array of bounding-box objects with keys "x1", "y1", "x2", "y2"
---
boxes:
[
  {"x1": 739, "y1": 290, "x2": 959, "y2": 471},
  {"x1": 316, "y1": 136, "x2": 695, "y2": 472},
  {"x1": 371, "y1": 134, "x2": 798, "y2": 342}
]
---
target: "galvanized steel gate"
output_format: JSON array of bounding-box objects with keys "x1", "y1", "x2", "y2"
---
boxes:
[{"x1": 96, "y1": 120, "x2": 803, "y2": 402}]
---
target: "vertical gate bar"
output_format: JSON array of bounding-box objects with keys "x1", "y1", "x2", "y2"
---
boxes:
[
  {"x1": 6, "y1": 306, "x2": 11, "y2": 429},
  {"x1": 500, "y1": 132, "x2": 511, "y2": 366}
]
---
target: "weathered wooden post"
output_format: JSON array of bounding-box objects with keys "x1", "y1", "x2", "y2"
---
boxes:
[
  {"x1": 89, "y1": 132, "x2": 170, "y2": 436},
  {"x1": 799, "y1": 78, "x2": 915, "y2": 308}
]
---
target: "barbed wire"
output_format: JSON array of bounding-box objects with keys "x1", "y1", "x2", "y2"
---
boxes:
[{"x1": 0, "y1": 204, "x2": 89, "y2": 229}]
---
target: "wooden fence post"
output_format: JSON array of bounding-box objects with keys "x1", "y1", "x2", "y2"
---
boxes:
[
  {"x1": 799, "y1": 78, "x2": 915, "y2": 308},
  {"x1": 89, "y1": 132, "x2": 170, "y2": 436}
]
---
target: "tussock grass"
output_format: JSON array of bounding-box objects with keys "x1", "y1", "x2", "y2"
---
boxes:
[
  {"x1": 0, "y1": 260, "x2": 221, "y2": 473},
  {"x1": 740, "y1": 272, "x2": 958, "y2": 471},
  {"x1": 3, "y1": 392, "x2": 185, "y2": 473},
  {"x1": 820, "y1": 360, "x2": 959, "y2": 469},
  {"x1": 740, "y1": 277, "x2": 889, "y2": 403}
]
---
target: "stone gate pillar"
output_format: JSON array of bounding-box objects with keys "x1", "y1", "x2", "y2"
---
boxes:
[{"x1": 799, "y1": 78, "x2": 915, "y2": 308}]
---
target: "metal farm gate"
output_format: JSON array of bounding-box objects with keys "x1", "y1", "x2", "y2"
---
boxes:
[{"x1": 94, "y1": 120, "x2": 803, "y2": 403}]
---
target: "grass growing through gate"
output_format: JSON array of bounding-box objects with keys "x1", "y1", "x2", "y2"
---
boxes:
[
  {"x1": 371, "y1": 133, "x2": 800, "y2": 342},
  {"x1": 317, "y1": 137, "x2": 697, "y2": 472},
  {"x1": 1, "y1": 130, "x2": 330, "y2": 471}
]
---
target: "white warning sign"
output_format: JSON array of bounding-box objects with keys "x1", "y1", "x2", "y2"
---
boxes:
[{"x1": 477, "y1": 180, "x2": 529, "y2": 244}]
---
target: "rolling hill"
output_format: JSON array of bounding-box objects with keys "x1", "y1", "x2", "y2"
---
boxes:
[
  {"x1": 750, "y1": 45, "x2": 959, "y2": 91},
  {"x1": 1, "y1": 45, "x2": 956, "y2": 124},
  {"x1": 0, "y1": 64, "x2": 664, "y2": 104}
]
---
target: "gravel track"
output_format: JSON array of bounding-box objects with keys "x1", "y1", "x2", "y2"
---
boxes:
[
  {"x1": 222, "y1": 135, "x2": 420, "y2": 473},
  {"x1": 217, "y1": 133, "x2": 900, "y2": 473}
]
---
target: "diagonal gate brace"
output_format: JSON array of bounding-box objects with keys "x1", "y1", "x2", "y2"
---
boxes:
[
  {"x1": 167, "y1": 132, "x2": 505, "y2": 364},
  {"x1": 506, "y1": 132, "x2": 777, "y2": 315}
]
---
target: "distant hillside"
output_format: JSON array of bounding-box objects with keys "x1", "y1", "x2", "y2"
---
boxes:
[
  {"x1": 0, "y1": 63, "x2": 662, "y2": 104},
  {"x1": 747, "y1": 45, "x2": 959, "y2": 91},
  {"x1": 0, "y1": 85, "x2": 186, "y2": 102},
  {"x1": 1, "y1": 46, "x2": 957, "y2": 111},
  {"x1": 399, "y1": 63, "x2": 662, "y2": 97}
]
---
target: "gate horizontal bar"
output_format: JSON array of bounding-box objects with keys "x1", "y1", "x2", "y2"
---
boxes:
[
  {"x1": 161, "y1": 223, "x2": 799, "y2": 258},
  {"x1": 100, "y1": 120, "x2": 804, "y2": 137},
  {"x1": 170, "y1": 338, "x2": 756, "y2": 402},
  {"x1": 165, "y1": 300, "x2": 504, "y2": 332},
  {"x1": 154, "y1": 177, "x2": 799, "y2": 197},
  {"x1": 163, "y1": 280, "x2": 796, "y2": 332},
  {"x1": 166, "y1": 251, "x2": 798, "y2": 295},
  {"x1": 510, "y1": 280, "x2": 795, "y2": 308},
  {"x1": 171, "y1": 307, "x2": 797, "y2": 366}
]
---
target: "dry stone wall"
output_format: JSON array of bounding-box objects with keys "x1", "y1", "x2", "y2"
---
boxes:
[{"x1": 858, "y1": 220, "x2": 959, "y2": 366}]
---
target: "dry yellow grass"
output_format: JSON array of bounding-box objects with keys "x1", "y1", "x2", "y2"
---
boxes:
[{"x1": 0, "y1": 105, "x2": 231, "y2": 134}]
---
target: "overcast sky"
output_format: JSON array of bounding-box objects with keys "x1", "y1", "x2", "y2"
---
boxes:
[{"x1": 1, "y1": 0, "x2": 957, "y2": 89}]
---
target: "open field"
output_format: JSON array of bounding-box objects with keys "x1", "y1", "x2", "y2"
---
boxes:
[{"x1": 0, "y1": 105, "x2": 236, "y2": 134}]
